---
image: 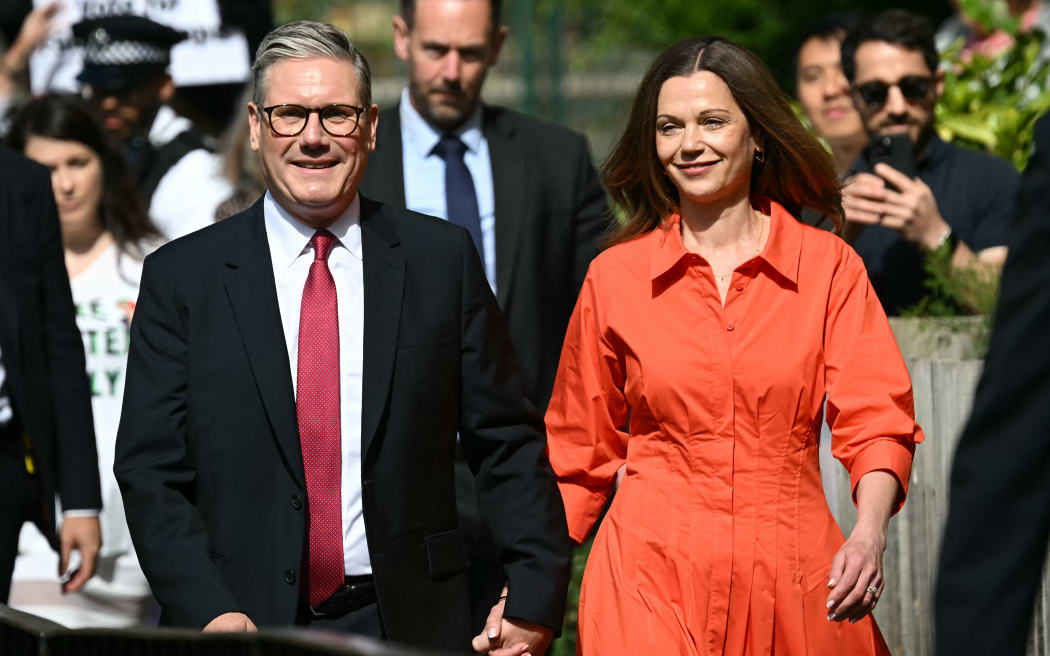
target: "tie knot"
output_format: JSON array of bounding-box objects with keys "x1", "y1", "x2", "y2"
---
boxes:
[
  {"x1": 310, "y1": 230, "x2": 336, "y2": 262},
  {"x1": 432, "y1": 134, "x2": 467, "y2": 162}
]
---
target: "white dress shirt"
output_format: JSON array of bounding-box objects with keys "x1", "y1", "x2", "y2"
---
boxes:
[
  {"x1": 399, "y1": 88, "x2": 497, "y2": 292},
  {"x1": 263, "y1": 191, "x2": 369, "y2": 576}
]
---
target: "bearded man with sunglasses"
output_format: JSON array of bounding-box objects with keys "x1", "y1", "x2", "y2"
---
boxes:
[{"x1": 840, "y1": 9, "x2": 1018, "y2": 316}]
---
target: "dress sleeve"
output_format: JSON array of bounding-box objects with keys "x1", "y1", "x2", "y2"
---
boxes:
[
  {"x1": 545, "y1": 269, "x2": 630, "y2": 543},
  {"x1": 824, "y1": 252, "x2": 924, "y2": 515}
]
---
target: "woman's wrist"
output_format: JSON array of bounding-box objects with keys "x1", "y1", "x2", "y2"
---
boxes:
[{"x1": 850, "y1": 516, "x2": 888, "y2": 548}]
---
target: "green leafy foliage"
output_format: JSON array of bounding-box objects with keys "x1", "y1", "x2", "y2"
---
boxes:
[
  {"x1": 935, "y1": 0, "x2": 1050, "y2": 171},
  {"x1": 549, "y1": 0, "x2": 947, "y2": 90}
]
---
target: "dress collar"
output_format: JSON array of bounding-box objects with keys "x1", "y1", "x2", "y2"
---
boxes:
[{"x1": 649, "y1": 198, "x2": 802, "y2": 286}]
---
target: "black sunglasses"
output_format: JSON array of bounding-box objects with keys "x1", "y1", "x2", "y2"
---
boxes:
[
  {"x1": 854, "y1": 76, "x2": 934, "y2": 109},
  {"x1": 260, "y1": 103, "x2": 366, "y2": 137}
]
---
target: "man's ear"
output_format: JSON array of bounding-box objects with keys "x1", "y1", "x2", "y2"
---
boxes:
[
  {"x1": 393, "y1": 15, "x2": 411, "y2": 61},
  {"x1": 365, "y1": 104, "x2": 379, "y2": 152},
  {"x1": 248, "y1": 102, "x2": 261, "y2": 153},
  {"x1": 488, "y1": 25, "x2": 508, "y2": 66},
  {"x1": 934, "y1": 69, "x2": 946, "y2": 102}
]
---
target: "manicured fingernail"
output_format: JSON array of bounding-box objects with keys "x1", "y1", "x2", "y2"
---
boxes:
[
  {"x1": 487, "y1": 627, "x2": 498, "y2": 639},
  {"x1": 850, "y1": 618, "x2": 859, "y2": 624},
  {"x1": 826, "y1": 599, "x2": 835, "y2": 608},
  {"x1": 827, "y1": 612, "x2": 836, "y2": 621}
]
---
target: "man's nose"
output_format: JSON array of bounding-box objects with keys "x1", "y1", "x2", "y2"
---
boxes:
[
  {"x1": 441, "y1": 52, "x2": 461, "y2": 83},
  {"x1": 98, "y1": 95, "x2": 119, "y2": 111},
  {"x1": 298, "y1": 111, "x2": 328, "y2": 146},
  {"x1": 883, "y1": 84, "x2": 909, "y2": 116}
]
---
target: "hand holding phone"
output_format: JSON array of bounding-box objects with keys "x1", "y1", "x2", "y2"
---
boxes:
[{"x1": 868, "y1": 133, "x2": 917, "y2": 190}]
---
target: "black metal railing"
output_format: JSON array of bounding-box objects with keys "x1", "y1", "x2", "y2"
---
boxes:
[{"x1": 0, "y1": 605, "x2": 449, "y2": 656}]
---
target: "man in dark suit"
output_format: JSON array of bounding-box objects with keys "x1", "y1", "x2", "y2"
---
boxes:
[
  {"x1": 0, "y1": 147, "x2": 102, "y2": 601},
  {"x1": 114, "y1": 20, "x2": 570, "y2": 655},
  {"x1": 358, "y1": 1, "x2": 608, "y2": 634},
  {"x1": 934, "y1": 114, "x2": 1050, "y2": 655}
]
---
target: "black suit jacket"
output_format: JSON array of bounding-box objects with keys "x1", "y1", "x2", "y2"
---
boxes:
[
  {"x1": 359, "y1": 104, "x2": 609, "y2": 408},
  {"x1": 0, "y1": 148, "x2": 100, "y2": 541},
  {"x1": 114, "y1": 196, "x2": 571, "y2": 649},
  {"x1": 934, "y1": 115, "x2": 1050, "y2": 655}
]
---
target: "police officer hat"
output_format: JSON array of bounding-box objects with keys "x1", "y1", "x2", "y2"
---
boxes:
[{"x1": 73, "y1": 15, "x2": 187, "y2": 91}]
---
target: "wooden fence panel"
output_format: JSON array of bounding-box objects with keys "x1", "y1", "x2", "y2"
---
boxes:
[{"x1": 821, "y1": 357, "x2": 1050, "y2": 656}]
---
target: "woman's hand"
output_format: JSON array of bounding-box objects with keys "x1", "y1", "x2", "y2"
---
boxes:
[{"x1": 825, "y1": 522, "x2": 886, "y2": 623}]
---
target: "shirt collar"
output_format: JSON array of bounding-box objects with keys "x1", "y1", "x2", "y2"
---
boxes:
[
  {"x1": 263, "y1": 190, "x2": 362, "y2": 269},
  {"x1": 399, "y1": 87, "x2": 484, "y2": 159},
  {"x1": 649, "y1": 198, "x2": 802, "y2": 286}
]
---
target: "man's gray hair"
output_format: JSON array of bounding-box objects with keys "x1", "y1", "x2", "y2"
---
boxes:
[{"x1": 252, "y1": 20, "x2": 372, "y2": 107}]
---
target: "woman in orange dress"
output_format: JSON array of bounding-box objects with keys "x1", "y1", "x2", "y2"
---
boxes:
[{"x1": 545, "y1": 37, "x2": 924, "y2": 655}]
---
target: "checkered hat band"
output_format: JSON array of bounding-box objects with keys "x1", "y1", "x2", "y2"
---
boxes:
[{"x1": 85, "y1": 40, "x2": 169, "y2": 66}]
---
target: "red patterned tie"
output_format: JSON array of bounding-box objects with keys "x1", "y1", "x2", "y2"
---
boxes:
[{"x1": 297, "y1": 230, "x2": 343, "y2": 608}]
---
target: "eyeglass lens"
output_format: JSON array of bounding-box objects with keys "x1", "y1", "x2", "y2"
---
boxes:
[
  {"x1": 857, "y1": 76, "x2": 933, "y2": 108},
  {"x1": 268, "y1": 104, "x2": 362, "y2": 136}
]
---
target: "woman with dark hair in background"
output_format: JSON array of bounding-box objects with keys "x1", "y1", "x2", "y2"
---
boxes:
[
  {"x1": 6, "y1": 93, "x2": 162, "y2": 627},
  {"x1": 544, "y1": 37, "x2": 923, "y2": 654}
]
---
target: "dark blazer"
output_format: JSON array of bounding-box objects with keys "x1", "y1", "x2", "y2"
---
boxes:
[
  {"x1": 934, "y1": 114, "x2": 1050, "y2": 655},
  {"x1": 359, "y1": 104, "x2": 610, "y2": 408},
  {"x1": 0, "y1": 148, "x2": 100, "y2": 542},
  {"x1": 114, "y1": 196, "x2": 571, "y2": 650}
]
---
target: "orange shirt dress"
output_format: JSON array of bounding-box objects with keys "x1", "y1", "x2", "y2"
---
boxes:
[{"x1": 545, "y1": 201, "x2": 924, "y2": 655}]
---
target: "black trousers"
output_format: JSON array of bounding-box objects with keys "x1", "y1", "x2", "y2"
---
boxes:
[
  {"x1": 0, "y1": 439, "x2": 35, "y2": 603},
  {"x1": 295, "y1": 598, "x2": 385, "y2": 637}
]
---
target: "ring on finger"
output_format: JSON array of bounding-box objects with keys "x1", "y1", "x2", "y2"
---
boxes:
[{"x1": 866, "y1": 586, "x2": 878, "y2": 596}]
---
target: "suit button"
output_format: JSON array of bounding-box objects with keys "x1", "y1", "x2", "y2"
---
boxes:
[
  {"x1": 284, "y1": 569, "x2": 296, "y2": 584},
  {"x1": 362, "y1": 479, "x2": 374, "y2": 487},
  {"x1": 291, "y1": 495, "x2": 303, "y2": 510}
]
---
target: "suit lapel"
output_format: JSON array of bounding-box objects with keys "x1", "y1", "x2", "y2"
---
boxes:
[
  {"x1": 484, "y1": 106, "x2": 526, "y2": 308},
  {"x1": 362, "y1": 106, "x2": 407, "y2": 207},
  {"x1": 221, "y1": 203, "x2": 304, "y2": 489},
  {"x1": 359, "y1": 197, "x2": 405, "y2": 462}
]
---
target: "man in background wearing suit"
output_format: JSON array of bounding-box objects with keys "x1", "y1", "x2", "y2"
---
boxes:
[
  {"x1": 358, "y1": 0, "x2": 608, "y2": 635},
  {"x1": 934, "y1": 114, "x2": 1050, "y2": 655},
  {"x1": 115, "y1": 20, "x2": 569, "y2": 655},
  {"x1": 0, "y1": 147, "x2": 102, "y2": 602}
]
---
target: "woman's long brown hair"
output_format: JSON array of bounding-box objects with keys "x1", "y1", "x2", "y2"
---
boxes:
[{"x1": 604, "y1": 37, "x2": 844, "y2": 246}]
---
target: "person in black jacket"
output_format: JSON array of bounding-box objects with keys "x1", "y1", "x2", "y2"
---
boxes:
[
  {"x1": 934, "y1": 114, "x2": 1050, "y2": 655},
  {"x1": 0, "y1": 146, "x2": 102, "y2": 602},
  {"x1": 358, "y1": 1, "x2": 608, "y2": 635},
  {"x1": 114, "y1": 21, "x2": 569, "y2": 655}
]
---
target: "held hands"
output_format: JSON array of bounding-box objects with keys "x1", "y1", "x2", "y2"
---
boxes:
[
  {"x1": 59, "y1": 516, "x2": 100, "y2": 593},
  {"x1": 825, "y1": 523, "x2": 886, "y2": 625},
  {"x1": 472, "y1": 586, "x2": 554, "y2": 656},
  {"x1": 842, "y1": 163, "x2": 950, "y2": 249},
  {"x1": 203, "y1": 612, "x2": 258, "y2": 632}
]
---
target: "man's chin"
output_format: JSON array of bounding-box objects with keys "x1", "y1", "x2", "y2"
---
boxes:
[{"x1": 423, "y1": 103, "x2": 470, "y2": 132}]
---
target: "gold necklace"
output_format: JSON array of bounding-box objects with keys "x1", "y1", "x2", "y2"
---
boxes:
[{"x1": 714, "y1": 215, "x2": 768, "y2": 282}]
